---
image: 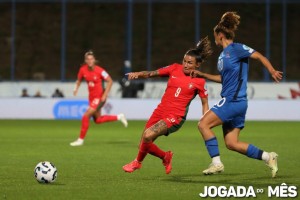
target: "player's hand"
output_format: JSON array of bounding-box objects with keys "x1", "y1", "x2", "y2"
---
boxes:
[
  {"x1": 190, "y1": 70, "x2": 204, "y2": 78},
  {"x1": 126, "y1": 72, "x2": 141, "y2": 80},
  {"x1": 73, "y1": 89, "x2": 78, "y2": 96},
  {"x1": 101, "y1": 94, "x2": 107, "y2": 102},
  {"x1": 271, "y1": 70, "x2": 283, "y2": 83}
]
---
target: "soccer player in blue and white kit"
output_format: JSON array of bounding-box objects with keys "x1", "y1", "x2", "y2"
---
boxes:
[{"x1": 191, "y1": 12, "x2": 283, "y2": 177}]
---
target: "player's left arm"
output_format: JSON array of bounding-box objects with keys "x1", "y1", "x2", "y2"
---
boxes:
[
  {"x1": 127, "y1": 70, "x2": 159, "y2": 80},
  {"x1": 101, "y1": 76, "x2": 113, "y2": 102},
  {"x1": 250, "y1": 51, "x2": 283, "y2": 82},
  {"x1": 200, "y1": 97, "x2": 209, "y2": 115}
]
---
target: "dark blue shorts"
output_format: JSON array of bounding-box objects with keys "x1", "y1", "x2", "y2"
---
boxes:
[{"x1": 211, "y1": 97, "x2": 248, "y2": 129}]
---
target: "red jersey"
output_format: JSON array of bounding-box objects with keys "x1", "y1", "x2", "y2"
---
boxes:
[
  {"x1": 77, "y1": 64, "x2": 110, "y2": 98},
  {"x1": 156, "y1": 63, "x2": 208, "y2": 118}
]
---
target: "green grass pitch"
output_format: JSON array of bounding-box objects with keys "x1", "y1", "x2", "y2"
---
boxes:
[{"x1": 0, "y1": 120, "x2": 299, "y2": 200}]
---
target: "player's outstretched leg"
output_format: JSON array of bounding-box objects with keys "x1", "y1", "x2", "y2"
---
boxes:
[
  {"x1": 94, "y1": 113, "x2": 128, "y2": 127},
  {"x1": 224, "y1": 128, "x2": 279, "y2": 178},
  {"x1": 245, "y1": 145, "x2": 278, "y2": 178},
  {"x1": 123, "y1": 120, "x2": 170, "y2": 174}
]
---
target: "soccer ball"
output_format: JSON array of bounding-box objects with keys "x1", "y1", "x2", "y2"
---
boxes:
[{"x1": 34, "y1": 161, "x2": 57, "y2": 183}]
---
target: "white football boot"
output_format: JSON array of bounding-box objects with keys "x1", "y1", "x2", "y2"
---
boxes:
[
  {"x1": 118, "y1": 113, "x2": 128, "y2": 127},
  {"x1": 203, "y1": 163, "x2": 224, "y2": 175},
  {"x1": 70, "y1": 138, "x2": 84, "y2": 146},
  {"x1": 265, "y1": 152, "x2": 278, "y2": 178}
]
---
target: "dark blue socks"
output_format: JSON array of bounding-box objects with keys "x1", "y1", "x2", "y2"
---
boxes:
[
  {"x1": 246, "y1": 144, "x2": 263, "y2": 160},
  {"x1": 205, "y1": 137, "x2": 220, "y2": 158}
]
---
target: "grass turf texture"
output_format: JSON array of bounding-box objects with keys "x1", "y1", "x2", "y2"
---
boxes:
[{"x1": 0, "y1": 120, "x2": 299, "y2": 200}]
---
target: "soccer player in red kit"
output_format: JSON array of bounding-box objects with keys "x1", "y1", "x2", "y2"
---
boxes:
[
  {"x1": 70, "y1": 51, "x2": 128, "y2": 146},
  {"x1": 122, "y1": 37, "x2": 212, "y2": 174}
]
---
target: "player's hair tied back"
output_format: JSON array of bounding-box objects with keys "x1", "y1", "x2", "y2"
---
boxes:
[
  {"x1": 214, "y1": 11, "x2": 240, "y2": 39},
  {"x1": 195, "y1": 36, "x2": 213, "y2": 63}
]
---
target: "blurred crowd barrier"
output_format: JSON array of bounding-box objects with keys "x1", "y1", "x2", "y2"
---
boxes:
[
  {"x1": 0, "y1": 98, "x2": 299, "y2": 121},
  {"x1": 0, "y1": 81, "x2": 299, "y2": 100}
]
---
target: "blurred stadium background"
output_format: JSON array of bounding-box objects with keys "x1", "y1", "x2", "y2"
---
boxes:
[
  {"x1": 0, "y1": 0, "x2": 299, "y2": 120},
  {"x1": 1, "y1": 2, "x2": 300, "y2": 199}
]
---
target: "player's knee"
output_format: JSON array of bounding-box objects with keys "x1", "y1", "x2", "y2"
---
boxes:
[
  {"x1": 225, "y1": 141, "x2": 237, "y2": 151},
  {"x1": 198, "y1": 120, "x2": 207, "y2": 133},
  {"x1": 142, "y1": 130, "x2": 154, "y2": 142},
  {"x1": 84, "y1": 112, "x2": 92, "y2": 118}
]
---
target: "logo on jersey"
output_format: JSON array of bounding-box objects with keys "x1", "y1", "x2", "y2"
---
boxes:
[
  {"x1": 188, "y1": 83, "x2": 194, "y2": 89},
  {"x1": 171, "y1": 76, "x2": 177, "y2": 79},
  {"x1": 94, "y1": 76, "x2": 97, "y2": 80},
  {"x1": 225, "y1": 52, "x2": 230, "y2": 58},
  {"x1": 101, "y1": 71, "x2": 109, "y2": 79},
  {"x1": 88, "y1": 81, "x2": 95, "y2": 87},
  {"x1": 242, "y1": 44, "x2": 254, "y2": 53},
  {"x1": 217, "y1": 59, "x2": 223, "y2": 72}
]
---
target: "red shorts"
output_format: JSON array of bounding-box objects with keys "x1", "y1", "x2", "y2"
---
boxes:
[
  {"x1": 145, "y1": 109, "x2": 185, "y2": 135},
  {"x1": 89, "y1": 97, "x2": 105, "y2": 111}
]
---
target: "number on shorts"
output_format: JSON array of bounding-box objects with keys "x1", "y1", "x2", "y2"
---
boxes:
[
  {"x1": 175, "y1": 87, "x2": 181, "y2": 97},
  {"x1": 215, "y1": 97, "x2": 226, "y2": 107},
  {"x1": 92, "y1": 98, "x2": 100, "y2": 105}
]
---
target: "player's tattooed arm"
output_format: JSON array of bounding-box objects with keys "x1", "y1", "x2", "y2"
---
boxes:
[{"x1": 127, "y1": 70, "x2": 159, "y2": 80}]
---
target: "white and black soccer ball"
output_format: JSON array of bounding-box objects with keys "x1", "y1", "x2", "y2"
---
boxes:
[{"x1": 34, "y1": 161, "x2": 57, "y2": 183}]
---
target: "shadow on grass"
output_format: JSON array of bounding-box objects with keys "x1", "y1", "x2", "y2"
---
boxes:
[
  {"x1": 38, "y1": 182, "x2": 66, "y2": 186},
  {"x1": 105, "y1": 140, "x2": 133, "y2": 145},
  {"x1": 162, "y1": 173, "x2": 292, "y2": 187}
]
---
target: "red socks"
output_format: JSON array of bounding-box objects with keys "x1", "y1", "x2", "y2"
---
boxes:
[
  {"x1": 148, "y1": 143, "x2": 166, "y2": 159},
  {"x1": 79, "y1": 115, "x2": 90, "y2": 139},
  {"x1": 136, "y1": 141, "x2": 151, "y2": 162},
  {"x1": 94, "y1": 115, "x2": 118, "y2": 124},
  {"x1": 136, "y1": 141, "x2": 166, "y2": 162}
]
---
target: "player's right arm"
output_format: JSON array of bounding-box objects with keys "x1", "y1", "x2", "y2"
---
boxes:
[
  {"x1": 127, "y1": 64, "x2": 177, "y2": 80},
  {"x1": 250, "y1": 51, "x2": 282, "y2": 83},
  {"x1": 127, "y1": 70, "x2": 159, "y2": 80},
  {"x1": 74, "y1": 67, "x2": 83, "y2": 96},
  {"x1": 190, "y1": 70, "x2": 222, "y2": 83},
  {"x1": 73, "y1": 79, "x2": 82, "y2": 96}
]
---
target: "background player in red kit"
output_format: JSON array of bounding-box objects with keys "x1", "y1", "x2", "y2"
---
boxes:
[
  {"x1": 70, "y1": 51, "x2": 128, "y2": 146},
  {"x1": 122, "y1": 37, "x2": 212, "y2": 174}
]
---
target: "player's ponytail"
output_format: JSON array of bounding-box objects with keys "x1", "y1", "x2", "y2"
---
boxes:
[
  {"x1": 214, "y1": 11, "x2": 240, "y2": 39},
  {"x1": 185, "y1": 36, "x2": 213, "y2": 63}
]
